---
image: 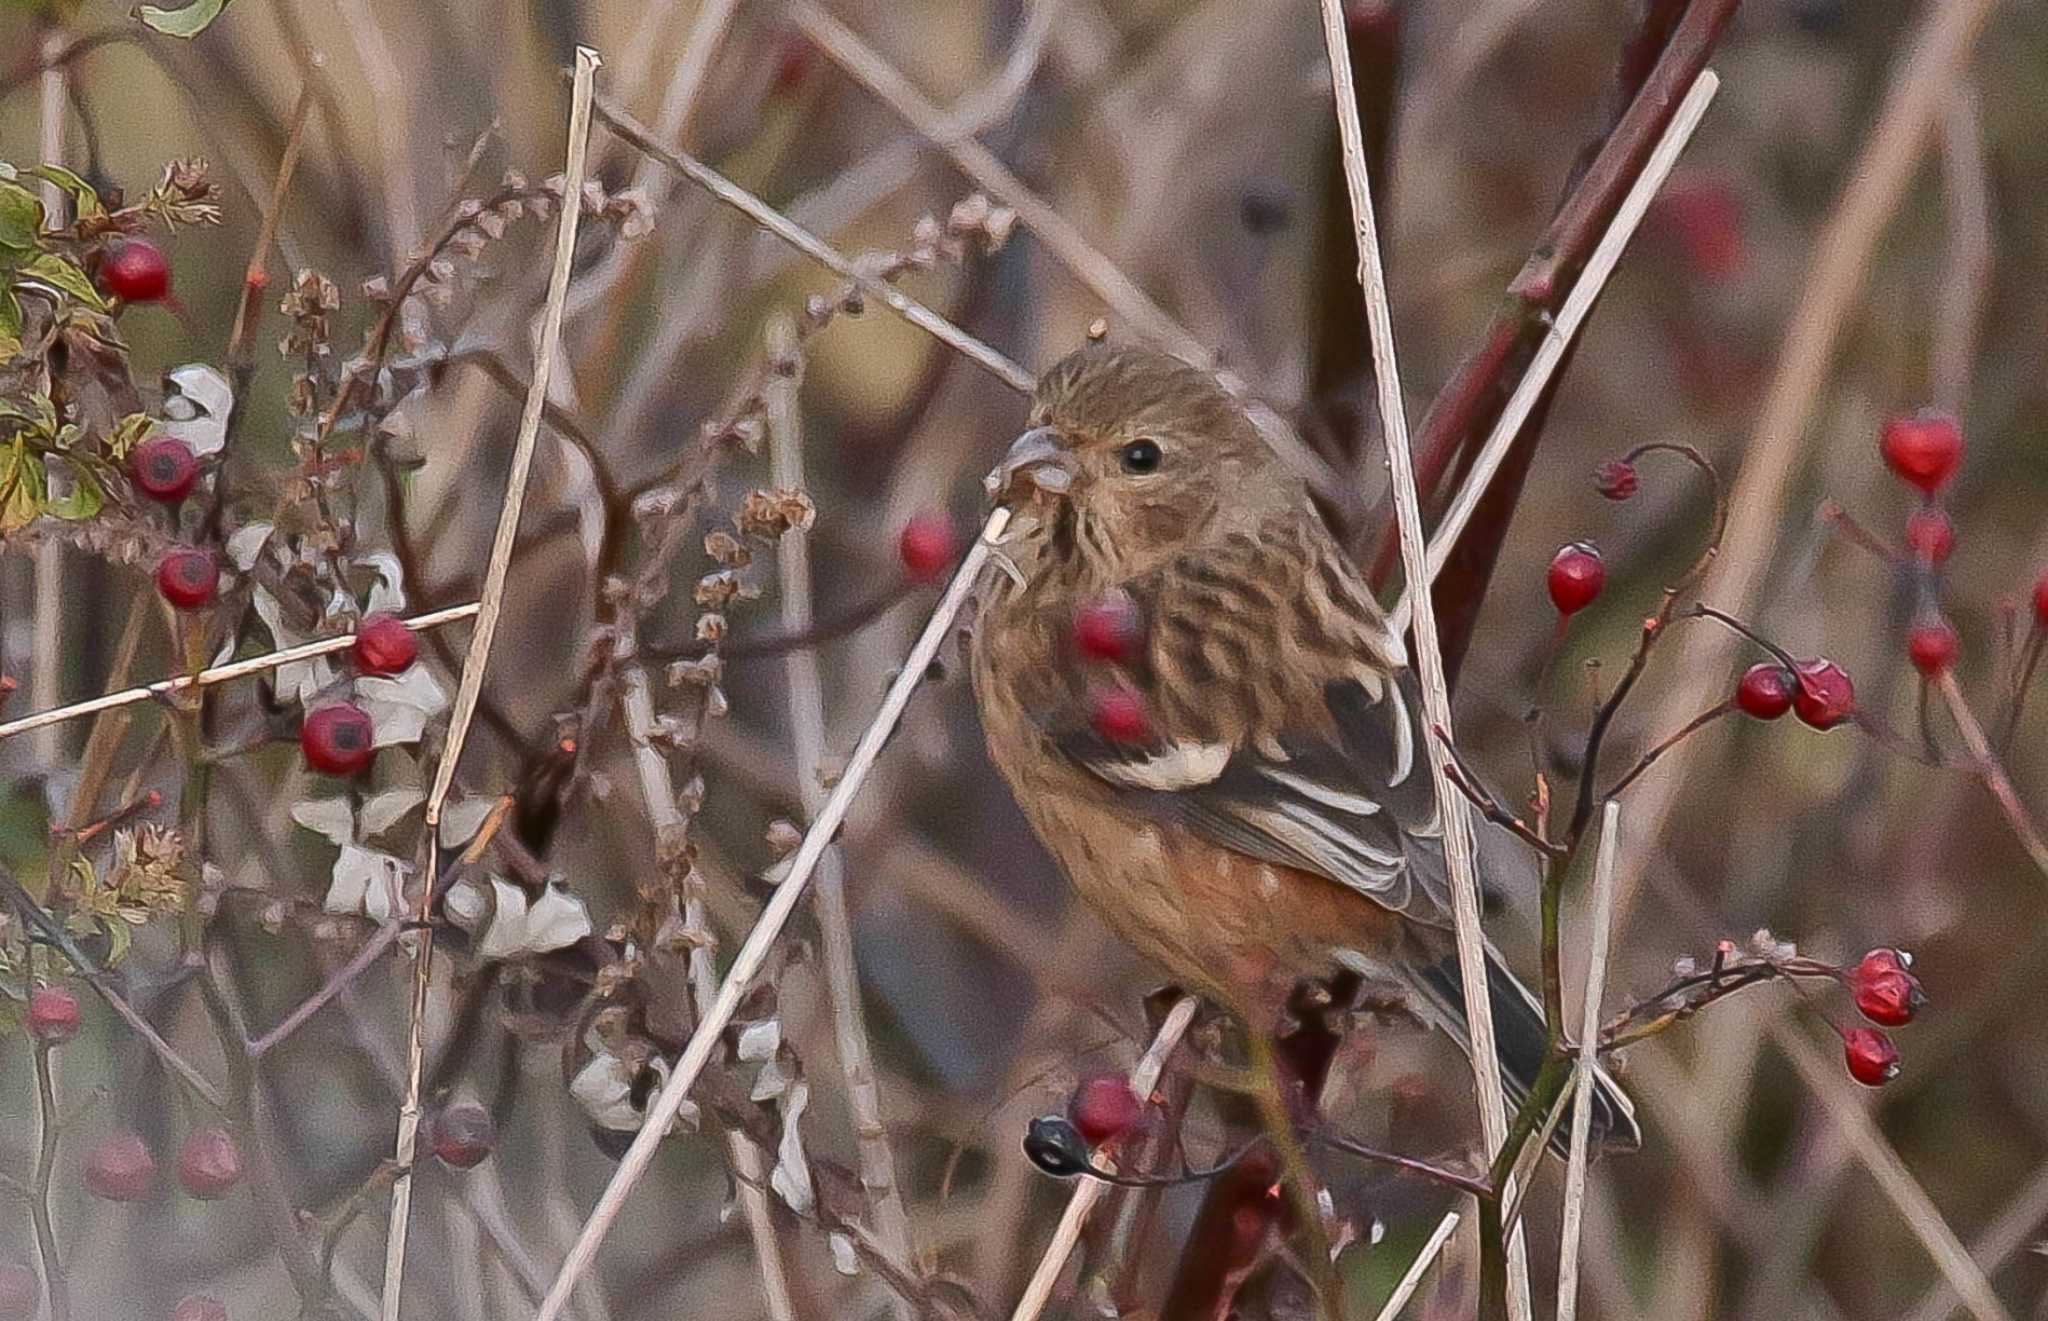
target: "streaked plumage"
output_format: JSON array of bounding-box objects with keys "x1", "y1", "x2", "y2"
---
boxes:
[{"x1": 970, "y1": 343, "x2": 1636, "y2": 1152}]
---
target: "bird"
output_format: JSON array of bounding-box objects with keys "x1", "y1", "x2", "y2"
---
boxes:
[{"x1": 968, "y1": 342, "x2": 1636, "y2": 1154}]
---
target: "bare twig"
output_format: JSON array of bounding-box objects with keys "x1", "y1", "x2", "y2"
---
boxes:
[
  {"x1": 1009, "y1": 996, "x2": 1198, "y2": 1321},
  {"x1": 1371, "y1": 1211, "x2": 1461, "y2": 1321},
  {"x1": 1937, "y1": 671, "x2": 2048, "y2": 880},
  {"x1": 381, "y1": 48, "x2": 602, "y2": 1321},
  {"x1": 246, "y1": 922, "x2": 403, "y2": 1061},
  {"x1": 1556, "y1": 802, "x2": 1621, "y2": 1321},
  {"x1": 30, "y1": 1035, "x2": 69, "y2": 1321},
  {"x1": 1315, "y1": 4, "x2": 1523, "y2": 1317},
  {"x1": 535, "y1": 506, "x2": 1013, "y2": 1320}
]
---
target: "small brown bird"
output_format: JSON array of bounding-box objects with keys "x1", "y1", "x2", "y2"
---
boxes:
[{"x1": 970, "y1": 343, "x2": 1635, "y2": 1151}]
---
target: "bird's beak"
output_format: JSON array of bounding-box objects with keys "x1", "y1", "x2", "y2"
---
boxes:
[{"x1": 985, "y1": 426, "x2": 1076, "y2": 504}]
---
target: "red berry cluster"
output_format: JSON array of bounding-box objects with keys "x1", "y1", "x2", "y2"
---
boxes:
[
  {"x1": 1879, "y1": 412, "x2": 1965, "y2": 677},
  {"x1": 1837, "y1": 948, "x2": 1926, "y2": 1087},
  {"x1": 81, "y1": 1127, "x2": 248, "y2": 1202},
  {"x1": 1732, "y1": 657, "x2": 1854, "y2": 731}
]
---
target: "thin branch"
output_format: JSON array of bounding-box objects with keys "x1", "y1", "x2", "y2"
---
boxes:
[
  {"x1": 245, "y1": 922, "x2": 402, "y2": 1061},
  {"x1": 1556, "y1": 801, "x2": 1622, "y2": 1321},
  {"x1": 1937, "y1": 671, "x2": 2048, "y2": 881},
  {"x1": 225, "y1": 74, "x2": 316, "y2": 368},
  {"x1": 535, "y1": 506, "x2": 1014, "y2": 1320},
  {"x1": 1009, "y1": 997, "x2": 1198, "y2": 1321},
  {"x1": 382, "y1": 48, "x2": 602, "y2": 1321},
  {"x1": 30, "y1": 1037, "x2": 69, "y2": 1321},
  {"x1": 1315, "y1": 5, "x2": 1524, "y2": 1319},
  {"x1": 1371, "y1": 1211, "x2": 1460, "y2": 1321}
]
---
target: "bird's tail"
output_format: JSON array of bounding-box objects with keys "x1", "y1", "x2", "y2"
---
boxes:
[{"x1": 1412, "y1": 949, "x2": 1640, "y2": 1158}]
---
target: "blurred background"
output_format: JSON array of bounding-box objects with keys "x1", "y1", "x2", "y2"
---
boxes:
[{"x1": 3, "y1": 0, "x2": 2048, "y2": 1318}]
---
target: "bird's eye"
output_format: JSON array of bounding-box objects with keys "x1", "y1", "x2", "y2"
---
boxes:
[{"x1": 1119, "y1": 439, "x2": 1162, "y2": 474}]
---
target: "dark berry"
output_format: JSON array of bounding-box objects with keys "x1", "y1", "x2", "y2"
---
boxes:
[
  {"x1": 1022, "y1": 1115, "x2": 1094, "y2": 1177},
  {"x1": 129, "y1": 435, "x2": 199, "y2": 504},
  {"x1": 1594, "y1": 460, "x2": 1638, "y2": 501},
  {"x1": 176, "y1": 1127, "x2": 244, "y2": 1200},
  {"x1": 1068, "y1": 1074, "x2": 1144, "y2": 1146},
  {"x1": 0, "y1": 1262, "x2": 36, "y2": 1321},
  {"x1": 155, "y1": 547, "x2": 219, "y2": 611},
  {"x1": 1842, "y1": 1026, "x2": 1900, "y2": 1087},
  {"x1": 27, "y1": 984, "x2": 80, "y2": 1045},
  {"x1": 301, "y1": 703, "x2": 376, "y2": 777},
  {"x1": 429, "y1": 1100, "x2": 496, "y2": 1170},
  {"x1": 1880, "y1": 412, "x2": 1963, "y2": 494},
  {"x1": 1903, "y1": 507, "x2": 1953, "y2": 565},
  {"x1": 1850, "y1": 948, "x2": 1925, "y2": 1027},
  {"x1": 1906, "y1": 619, "x2": 1958, "y2": 677},
  {"x1": 1088, "y1": 687, "x2": 1152, "y2": 744},
  {"x1": 897, "y1": 512, "x2": 959, "y2": 584},
  {"x1": 1736, "y1": 663, "x2": 1796, "y2": 720},
  {"x1": 1073, "y1": 591, "x2": 1145, "y2": 663},
  {"x1": 1547, "y1": 542, "x2": 1606, "y2": 616},
  {"x1": 350, "y1": 613, "x2": 418, "y2": 676},
  {"x1": 101, "y1": 238, "x2": 171, "y2": 303},
  {"x1": 1791, "y1": 658, "x2": 1854, "y2": 730},
  {"x1": 83, "y1": 1130, "x2": 156, "y2": 1202},
  {"x1": 172, "y1": 1297, "x2": 229, "y2": 1321}
]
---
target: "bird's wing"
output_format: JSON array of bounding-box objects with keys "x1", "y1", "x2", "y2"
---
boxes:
[{"x1": 1042, "y1": 509, "x2": 1456, "y2": 928}]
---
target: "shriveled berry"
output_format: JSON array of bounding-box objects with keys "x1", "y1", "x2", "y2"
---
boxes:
[
  {"x1": 1088, "y1": 687, "x2": 1152, "y2": 744},
  {"x1": 301, "y1": 703, "x2": 376, "y2": 777},
  {"x1": 156, "y1": 547, "x2": 219, "y2": 611},
  {"x1": 0, "y1": 1262, "x2": 37, "y2": 1321},
  {"x1": 1906, "y1": 619, "x2": 1959, "y2": 677},
  {"x1": 1068, "y1": 1073, "x2": 1143, "y2": 1146},
  {"x1": 1022, "y1": 1115, "x2": 1093, "y2": 1177},
  {"x1": 177, "y1": 1127, "x2": 244, "y2": 1200},
  {"x1": 1903, "y1": 507, "x2": 1953, "y2": 565},
  {"x1": 1791, "y1": 658, "x2": 1854, "y2": 730},
  {"x1": 1594, "y1": 460, "x2": 1638, "y2": 501},
  {"x1": 1880, "y1": 411, "x2": 1963, "y2": 494},
  {"x1": 172, "y1": 1296, "x2": 229, "y2": 1321},
  {"x1": 350, "y1": 612, "x2": 418, "y2": 675},
  {"x1": 1842, "y1": 1026, "x2": 1900, "y2": 1086},
  {"x1": 1850, "y1": 948, "x2": 1925, "y2": 1027},
  {"x1": 129, "y1": 435, "x2": 199, "y2": 503},
  {"x1": 1736, "y1": 663, "x2": 1796, "y2": 720},
  {"x1": 429, "y1": 1100, "x2": 496, "y2": 1170},
  {"x1": 1073, "y1": 591, "x2": 1145, "y2": 663},
  {"x1": 898, "y1": 512, "x2": 959, "y2": 583},
  {"x1": 101, "y1": 238, "x2": 171, "y2": 303},
  {"x1": 28, "y1": 984, "x2": 81, "y2": 1045},
  {"x1": 1547, "y1": 542, "x2": 1606, "y2": 616},
  {"x1": 83, "y1": 1130, "x2": 156, "y2": 1202}
]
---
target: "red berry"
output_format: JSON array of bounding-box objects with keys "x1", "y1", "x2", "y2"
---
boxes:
[
  {"x1": 1850, "y1": 949, "x2": 1925, "y2": 1027},
  {"x1": 27, "y1": 984, "x2": 81, "y2": 1045},
  {"x1": 429, "y1": 1100, "x2": 497, "y2": 1170},
  {"x1": 1903, "y1": 507, "x2": 1953, "y2": 565},
  {"x1": 1906, "y1": 619, "x2": 1959, "y2": 677},
  {"x1": 129, "y1": 435, "x2": 199, "y2": 504},
  {"x1": 1088, "y1": 686, "x2": 1152, "y2": 744},
  {"x1": 1547, "y1": 542, "x2": 1606, "y2": 616},
  {"x1": 0, "y1": 1262, "x2": 37, "y2": 1321},
  {"x1": 1880, "y1": 411, "x2": 1963, "y2": 494},
  {"x1": 1594, "y1": 460, "x2": 1638, "y2": 501},
  {"x1": 1652, "y1": 179, "x2": 1746, "y2": 280},
  {"x1": 351, "y1": 612, "x2": 418, "y2": 675},
  {"x1": 1735, "y1": 663, "x2": 1796, "y2": 720},
  {"x1": 1067, "y1": 1074, "x2": 1144, "y2": 1146},
  {"x1": 83, "y1": 1130, "x2": 156, "y2": 1202},
  {"x1": 1791, "y1": 658, "x2": 1854, "y2": 730},
  {"x1": 2033, "y1": 570, "x2": 2048, "y2": 629},
  {"x1": 1073, "y1": 591, "x2": 1145, "y2": 663},
  {"x1": 897, "y1": 512, "x2": 959, "y2": 584},
  {"x1": 172, "y1": 1297, "x2": 229, "y2": 1321},
  {"x1": 301, "y1": 703, "x2": 376, "y2": 777},
  {"x1": 177, "y1": 1127, "x2": 244, "y2": 1200},
  {"x1": 1842, "y1": 1026, "x2": 1900, "y2": 1087},
  {"x1": 155, "y1": 547, "x2": 219, "y2": 611},
  {"x1": 101, "y1": 238, "x2": 172, "y2": 303}
]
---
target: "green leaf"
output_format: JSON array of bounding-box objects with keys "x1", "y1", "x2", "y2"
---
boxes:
[
  {"x1": 105, "y1": 412, "x2": 152, "y2": 460},
  {"x1": 42, "y1": 465, "x2": 103, "y2": 520},
  {"x1": 0, "y1": 291, "x2": 20, "y2": 357},
  {"x1": 16, "y1": 253, "x2": 106, "y2": 310},
  {"x1": 25, "y1": 165, "x2": 102, "y2": 219},
  {"x1": 0, "y1": 182, "x2": 42, "y2": 252},
  {"x1": 134, "y1": 0, "x2": 229, "y2": 37},
  {"x1": 0, "y1": 441, "x2": 48, "y2": 532}
]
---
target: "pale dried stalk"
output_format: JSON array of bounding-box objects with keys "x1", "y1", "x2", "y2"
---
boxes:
[
  {"x1": 1372, "y1": 1211, "x2": 1462, "y2": 1321},
  {"x1": 381, "y1": 48, "x2": 603, "y2": 1321},
  {"x1": 1902, "y1": 1160, "x2": 2048, "y2": 1321},
  {"x1": 1008, "y1": 996, "x2": 1198, "y2": 1321},
  {"x1": 1313, "y1": 3, "x2": 1526, "y2": 1316},
  {"x1": 589, "y1": 91, "x2": 1035, "y2": 395},
  {"x1": 1937, "y1": 672, "x2": 2048, "y2": 880},
  {"x1": 0, "y1": 602, "x2": 482, "y2": 741},
  {"x1": 1931, "y1": 85, "x2": 1990, "y2": 414},
  {"x1": 766, "y1": 317, "x2": 918, "y2": 1318},
  {"x1": 1387, "y1": 70, "x2": 1723, "y2": 637},
  {"x1": 32, "y1": 27, "x2": 66, "y2": 772},
  {"x1": 1556, "y1": 801, "x2": 1621, "y2": 1321},
  {"x1": 536, "y1": 506, "x2": 1014, "y2": 1321}
]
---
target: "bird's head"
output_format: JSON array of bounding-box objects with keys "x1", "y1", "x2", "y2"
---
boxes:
[{"x1": 986, "y1": 344, "x2": 1290, "y2": 580}]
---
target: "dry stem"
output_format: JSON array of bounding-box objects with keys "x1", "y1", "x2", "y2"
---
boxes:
[{"x1": 1555, "y1": 801, "x2": 1621, "y2": 1321}]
